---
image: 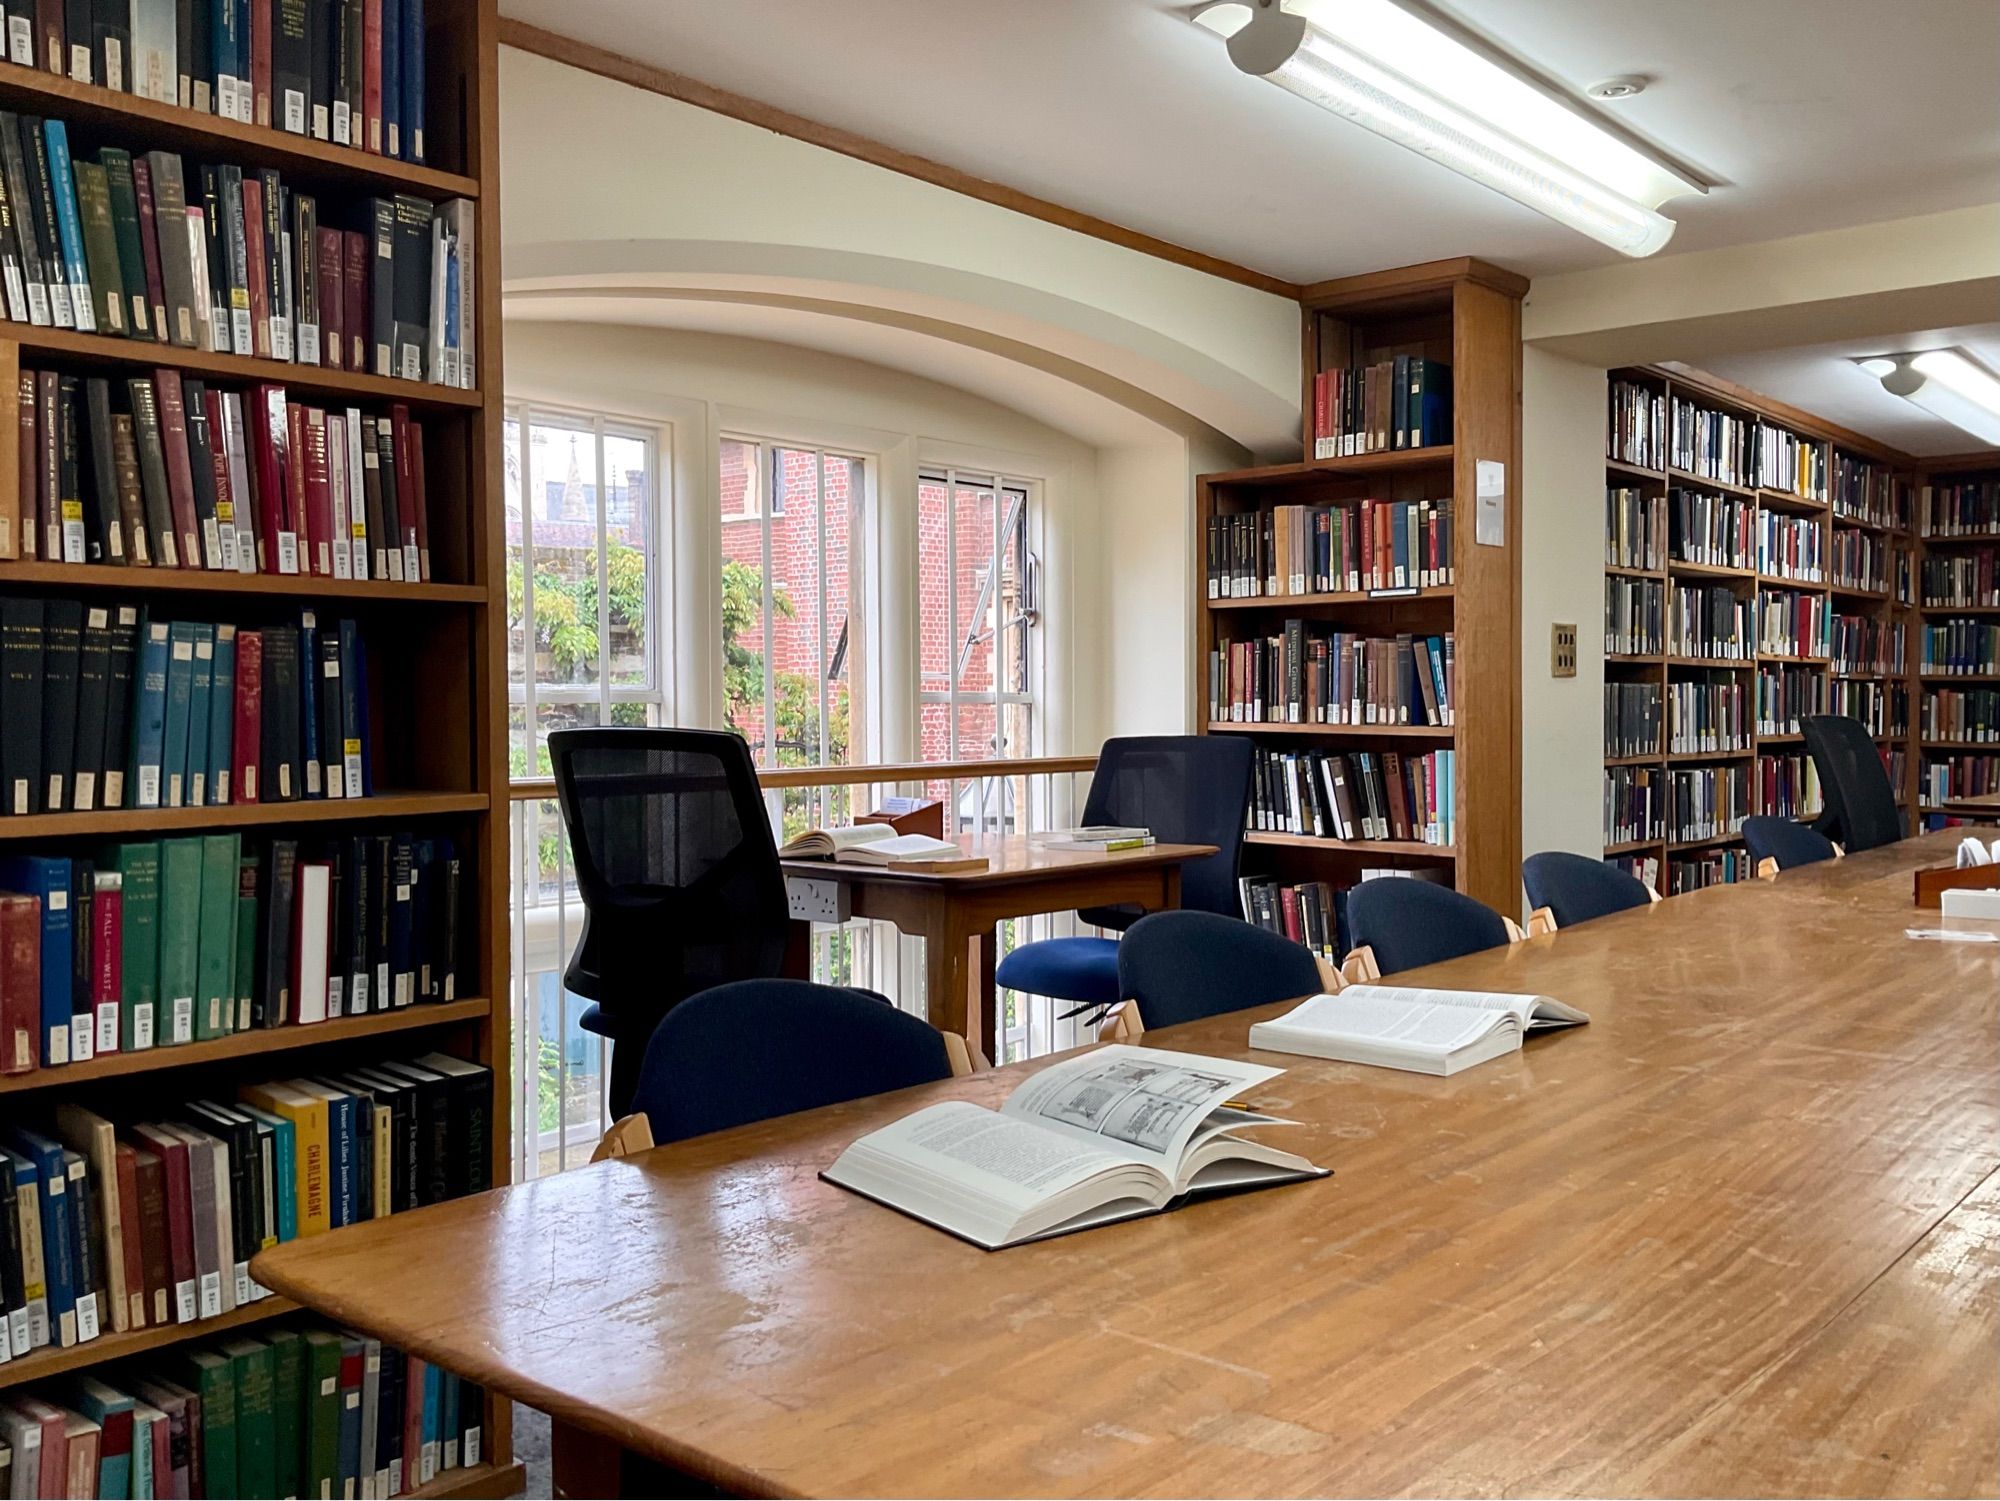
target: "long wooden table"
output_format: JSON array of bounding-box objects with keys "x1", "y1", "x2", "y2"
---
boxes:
[{"x1": 253, "y1": 831, "x2": 2000, "y2": 1498}]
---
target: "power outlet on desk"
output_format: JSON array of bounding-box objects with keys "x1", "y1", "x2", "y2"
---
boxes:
[{"x1": 787, "y1": 875, "x2": 850, "y2": 924}]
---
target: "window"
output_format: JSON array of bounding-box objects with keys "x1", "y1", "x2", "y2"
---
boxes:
[
  {"x1": 720, "y1": 436, "x2": 866, "y2": 831},
  {"x1": 505, "y1": 406, "x2": 662, "y2": 778}
]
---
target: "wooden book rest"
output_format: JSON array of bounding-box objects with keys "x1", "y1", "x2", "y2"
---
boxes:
[{"x1": 1913, "y1": 863, "x2": 2000, "y2": 910}]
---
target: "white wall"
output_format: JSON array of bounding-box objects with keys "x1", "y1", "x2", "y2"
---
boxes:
[{"x1": 1519, "y1": 347, "x2": 1608, "y2": 861}]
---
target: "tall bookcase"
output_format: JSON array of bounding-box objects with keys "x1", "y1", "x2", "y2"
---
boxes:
[
  {"x1": 0, "y1": 1, "x2": 517, "y2": 1494},
  {"x1": 1197, "y1": 258, "x2": 1523, "y2": 923},
  {"x1": 1602, "y1": 363, "x2": 1967, "y2": 891},
  {"x1": 1914, "y1": 451, "x2": 2000, "y2": 818}
]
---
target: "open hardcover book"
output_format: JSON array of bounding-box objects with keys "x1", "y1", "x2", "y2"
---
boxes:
[
  {"x1": 778, "y1": 823, "x2": 980, "y2": 869},
  {"x1": 1248, "y1": 986, "x2": 1588, "y2": 1076},
  {"x1": 821, "y1": 1044, "x2": 1326, "y2": 1249}
]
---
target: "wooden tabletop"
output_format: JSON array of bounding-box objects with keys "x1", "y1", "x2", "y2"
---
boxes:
[
  {"x1": 779, "y1": 834, "x2": 1218, "y2": 887},
  {"x1": 1940, "y1": 790, "x2": 2000, "y2": 816},
  {"x1": 253, "y1": 831, "x2": 2000, "y2": 1498}
]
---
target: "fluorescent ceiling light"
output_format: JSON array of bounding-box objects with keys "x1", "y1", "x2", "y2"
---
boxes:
[
  {"x1": 1858, "y1": 349, "x2": 2000, "y2": 446},
  {"x1": 1191, "y1": 0, "x2": 1703, "y2": 257}
]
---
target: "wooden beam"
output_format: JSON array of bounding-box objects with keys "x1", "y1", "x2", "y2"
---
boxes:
[
  {"x1": 496, "y1": 19, "x2": 1304, "y2": 302},
  {"x1": 1299, "y1": 256, "x2": 1531, "y2": 311}
]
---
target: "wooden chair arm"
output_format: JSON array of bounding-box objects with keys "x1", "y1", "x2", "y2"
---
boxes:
[
  {"x1": 1312, "y1": 952, "x2": 1347, "y2": 993},
  {"x1": 589, "y1": 1113, "x2": 655, "y2": 1163},
  {"x1": 1755, "y1": 855, "x2": 1779, "y2": 881},
  {"x1": 1340, "y1": 946, "x2": 1380, "y2": 984},
  {"x1": 1647, "y1": 883, "x2": 1664, "y2": 902},
  {"x1": 1503, "y1": 915, "x2": 1525, "y2": 942},
  {"x1": 1097, "y1": 999, "x2": 1145, "y2": 1043},
  {"x1": 1524, "y1": 906, "x2": 1557, "y2": 937}
]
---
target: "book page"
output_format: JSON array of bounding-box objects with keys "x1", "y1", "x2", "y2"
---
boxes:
[
  {"x1": 1000, "y1": 1045, "x2": 1282, "y2": 1168},
  {"x1": 847, "y1": 1100, "x2": 1134, "y2": 1207},
  {"x1": 778, "y1": 824, "x2": 894, "y2": 857},
  {"x1": 837, "y1": 832, "x2": 962, "y2": 860},
  {"x1": 1262, "y1": 990, "x2": 1503, "y2": 1052},
  {"x1": 1340, "y1": 984, "x2": 1587, "y2": 1027}
]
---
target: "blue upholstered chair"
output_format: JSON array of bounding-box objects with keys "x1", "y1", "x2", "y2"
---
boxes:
[
  {"x1": 1742, "y1": 815, "x2": 1839, "y2": 875},
  {"x1": 628, "y1": 979, "x2": 964, "y2": 1146},
  {"x1": 1115, "y1": 910, "x2": 1326, "y2": 1031},
  {"x1": 995, "y1": 736, "x2": 1254, "y2": 1014},
  {"x1": 1521, "y1": 851, "x2": 1655, "y2": 931},
  {"x1": 1801, "y1": 714, "x2": 1904, "y2": 853},
  {"x1": 1344, "y1": 878, "x2": 1511, "y2": 979}
]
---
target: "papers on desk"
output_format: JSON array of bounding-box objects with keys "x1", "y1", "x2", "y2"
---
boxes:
[
  {"x1": 820, "y1": 1044, "x2": 1326, "y2": 1249},
  {"x1": 1249, "y1": 986, "x2": 1588, "y2": 1076},
  {"x1": 1906, "y1": 927, "x2": 2000, "y2": 944}
]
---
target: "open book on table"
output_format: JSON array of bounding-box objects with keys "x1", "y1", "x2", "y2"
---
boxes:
[
  {"x1": 778, "y1": 823, "x2": 981, "y2": 870},
  {"x1": 1249, "y1": 986, "x2": 1588, "y2": 1077},
  {"x1": 821, "y1": 1044, "x2": 1326, "y2": 1249}
]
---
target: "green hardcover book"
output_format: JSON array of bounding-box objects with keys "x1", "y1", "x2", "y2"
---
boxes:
[
  {"x1": 301, "y1": 1328, "x2": 345, "y2": 1501},
  {"x1": 97, "y1": 148, "x2": 153, "y2": 342},
  {"x1": 175, "y1": 1348, "x2": 236, "y2": 1500},
  {"x1": 195, "y1": 834, "x2": 241, "y2": 1039},
  {"x1": 264, "y1": 1326, "x2": 306, "y2": 1501},
  {"x1": 69, "y1": 159, "x2": 128, "y2": 338},
  {"x1": 156, "y1": 837, "x2": 204, "y2": 1045},
  {"x1": 218, "y1": 1336, "x2": 275, "y2": 1500},
  {"x1": 104, "y1": 841, "x2": 162, "y2": 1051},
  {"x1": 233, "y1": 856, "x2": 259, "y2": 1035}
]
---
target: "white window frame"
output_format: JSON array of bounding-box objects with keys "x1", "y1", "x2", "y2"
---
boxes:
[
  {"x1": 918, "y1": 466, "x2": 1041, "y2": 763},
  {"x1": 506, "y1": 403, "x2": 667, "y2": 773}
]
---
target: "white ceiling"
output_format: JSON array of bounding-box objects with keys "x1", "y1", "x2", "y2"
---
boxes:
[
  {"x1": 498, "y1": 0, "x2": 2000, "y2": 286},
  {"x1": 1697, "y1": 326, "x2": 2000, "y2": 459}
]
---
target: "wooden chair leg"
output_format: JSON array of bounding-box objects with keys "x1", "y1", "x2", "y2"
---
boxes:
[
  {"x1": 1340, "y1": 945, "x2": 1380, "y2": 984},
  {"x1": 1755, "y1": 856, "x2": 1779, "y2": 881}
]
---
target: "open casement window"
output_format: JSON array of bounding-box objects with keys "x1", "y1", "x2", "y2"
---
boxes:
[{"x1": 505, "y1": 406, "x2": 664, "y2": 780}]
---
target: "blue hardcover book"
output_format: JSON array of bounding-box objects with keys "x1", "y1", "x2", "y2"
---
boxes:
[
  {"x1": 184, "y1": 623, "x2": 215, "y2": 808},
  {"x1": 0, "y1": 1147, "x2": 48, "y2": 1347},
  {"x1": 41, "y1": 120, "x2": 95, "y2": 334},
  {"x1": 380, "y1": 0, "x2": 402, "y2": 161},
  {"x1": 0, "y1": 857, "x2": 73, "y2": 1065},
  {"x1": 315, "y1": 1084, "x2": 356, "y2": 1227},
  {"x1": 0, "y1": 1128, "x2": 75, "y2": 1347},
  {"x1": 67, "y1": 1378, "x2": 135, "y2": 1497},
  {"x1": 160, "y1": 622, "x2": 198, "y2": 809},
  {"x1": 128, "y1": 615, "x2": 170, "y2": 810},
  {"x1": 400, "y1": 0, "x2": 423, "y2": 163},
  {"x1": 443, "y1": 236, "x2": 458, "y2": 382},
  {"x1": 387, "y1": 834, "x2": 413, "y2": 1006},
  {"x1": 1392, "y1": 502, "x2": 1411, "y2": 586},
  {"x1": 297, "y1": 609, "x2": 321, "y2": 798},
  {"x1": 1426, "y1": 637, "x2": 1449, "y2": 722},
  {"x1": 236, "y1": 1103, "x2": 297, "y2": 1241},
  {"x1": 211, "y1": 0, "x2": 239, "y2": 116},
  {"x1": 336, "y1": 620, "x2": 364, "y2": 798},
  {"x1": 131, "y1": 1396, "x2": 155, "y2": 1499},
  {"x1": 422, "y1": 1358, "x2": 442, "y2": 1470},
  {"x1": 439, "y1": 1369, "x2": 459, "y2": 1468},
  {"x1": 207, "y1": 623, "x2": 236, "y2": 804},
  {"x1": 352, "y1": 633, "x2": 372, "y2": 795}
]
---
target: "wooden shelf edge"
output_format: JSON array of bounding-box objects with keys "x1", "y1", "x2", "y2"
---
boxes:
[
  {"x1": 1244, "y1": 831, "x2": 1455, "y2": 857},
  {"x1": 0, "y1": 559, "x2": 485, "y2": 602},
  {"x1": 0, "y1": 64, "x2": 479, "y2": 198},
  {"x1": 0, "y1": 790, "x2": 488, "y2": 839},
  {"x1": 1605, "y1": 456, "x2": 1666, "y2": 483},
  {"x1": 0, "y1": 997, "x2": 490, "y2": 1095},
  {"x1": 1207, "y1": 721, "x2": 1453, "y2": 739},
  {"x1": 1208, "y1": 585, "x2": 1456, "y2": 609},
  {"x1": 1603, "y1": 838, "x2": 1665, "y2": 856},
  {"x1": 1304, "y1": 444, "x2": 1455, "y2": 476},
  {"x1": 0, "y1": 1296, "x2": 297, "y2": 1388},
  {"x1": 407, "y1": 1461, "x2": 528, "y2": 1500}
]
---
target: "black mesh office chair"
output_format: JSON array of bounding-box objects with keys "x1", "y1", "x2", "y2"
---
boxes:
[
  {"x1": 1801, "y1": 714, "x2": 1904, "y2": 853},
  {"x1": 549, "y1": 727, "x2": 791, "y2": 1115}
]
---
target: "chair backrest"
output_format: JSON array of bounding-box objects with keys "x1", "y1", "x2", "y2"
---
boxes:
[
  {"x1": 1345, "y1": 878, "x2": 1510, "y2": 976},
  {"x1": 629, "y1": 980, "x2": 954, "y2": 1145},
  {"x1": 1521, "y1": 851, "x2": 1653, "y2": 928},
  {"x1": 1801, "y1": 715, "x2": 1903, "y2": 853},
  {"x1": 1117, "y1": 911, "x2": 1325, "y2": 1029},
  {"x1": 1077, "y1": 736, "x2": 1253, "y2": 928},
  {"x1": 1741, "y1": 814, "x2": 1838, "y2": 872},
  {"x1": 548, "y1": 728, "x2": 789, "y2": 1025}
]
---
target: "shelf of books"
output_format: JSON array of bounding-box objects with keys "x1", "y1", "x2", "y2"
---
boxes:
[
  {"x1": 1201, "y1": 258, "x2": 1523, "y2": 965},
  {"x1": 0, "y1": 2, "x2": 520, "y2": 1497},
  {"x1": 1914, "y1": 453, "x2": 2000, "y2": 822},
  {"x1": 1604, "y1": 363, "x2": 1938, "y2": 893}
]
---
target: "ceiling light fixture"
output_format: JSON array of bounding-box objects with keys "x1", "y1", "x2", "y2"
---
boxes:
[
  {"x1": 1857, "y1": 349, "x2": 2000, "y2": 445},
  {"x1": 1190, "y1": 0, "x2": 1703, "y2": 257}
]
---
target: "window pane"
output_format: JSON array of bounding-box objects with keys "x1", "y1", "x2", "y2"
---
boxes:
[
  {"x1": 822, "y1": 453, "x2": 861, "y2": 767},
  {"x1": 998, "y1": 490, "x2": 1029, "y2": 697},
  {"x1": 720, "y1": 436, "x2": 760, "y2": 520},
  {"x1": 720, "y1": 439, "x2": 768, "y2": 754},
  {"x1": 917, "y1": 477, "x2": 950, "y2": 694},
  {"x1": 952, "y1": 479, "x2": 997, "y2": 710},
  {"x1": 504, "y1": 415, "x2": 528, "y2": 772},
  {"x1": 603, "y1": 430, "x2": 652, "y2": 690},
  {"x1": 535, "y1": 700, "x2": 601, "y2": 748},
  {"x1": 774, "y1": 447, "x2": 823, "y2": 767},
  {"x1": 527, "y1": 420, "x2": 600, "y2": 691}
]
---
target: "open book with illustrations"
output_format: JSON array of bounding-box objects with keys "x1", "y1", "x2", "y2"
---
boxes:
[
  {"x1": 1249, "y1": 986, "x2": 1588, "y2": 1077},
  {"x1": 821, "y1": 1044, "x2": 1326, "y2": 1248},
  {"x1": 778, "y1": 823, "x2": 982, "y2": 870}
]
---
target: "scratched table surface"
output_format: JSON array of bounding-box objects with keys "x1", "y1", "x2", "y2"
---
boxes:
[{"x1": 255, "y1": 830, "x2": 2000, "y2": 1498}]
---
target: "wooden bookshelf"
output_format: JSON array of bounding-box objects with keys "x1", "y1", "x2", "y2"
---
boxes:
[
  {"x1": 1913, "y1": 451, "x2": 2000, "y2": 813},
  {"x1": 1199, "y1": 258, "x2": 1522, "y2": 920},
  {"x1": 1601, "y1": 363, "x2": 1995, "y2": 889},
  {"x1": 0, "y1": 0, "x2": 512, "y2": 1481}
]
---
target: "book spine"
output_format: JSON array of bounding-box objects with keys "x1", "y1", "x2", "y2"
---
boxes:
[{"x1": 231, "y1": 628, "x2": 262, "y2": 802}]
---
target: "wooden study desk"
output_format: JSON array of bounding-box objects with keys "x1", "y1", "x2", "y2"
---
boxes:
[
  {"x1": 780, "y1": 836, "x2": 1216, "y2": 1060},
  {"x1": 253, "y1": 830, "x2": 1999, "y2": 1498},
  {"x1": 1940, "y1": 789, "x2": 2000, "y2": 820}
]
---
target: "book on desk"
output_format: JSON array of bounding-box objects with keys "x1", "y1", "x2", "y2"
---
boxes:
[
  {"x1": 1250, "y1": 985, "x2": 1588, "y2": 1076},
  {"x1": 778, "y1": 823, "x2": 985, "y2": 872}
]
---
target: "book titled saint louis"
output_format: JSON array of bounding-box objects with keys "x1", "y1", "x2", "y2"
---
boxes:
[{"x1": 821, "y1": 1045, "x2": 1325, "y2": 1249}]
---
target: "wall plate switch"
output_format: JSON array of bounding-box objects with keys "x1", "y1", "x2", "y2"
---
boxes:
[
  {"x1": 786, "y1": 875, "x2": 850, "y2": 924},
  {"x1": 1551, "y1": 623, "x2": 1577, "y2": 677}
]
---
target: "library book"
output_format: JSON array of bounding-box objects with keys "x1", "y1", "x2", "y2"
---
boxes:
[{"x1": 1249, "y1": 986, "x2": 1588, "y2": 1077}]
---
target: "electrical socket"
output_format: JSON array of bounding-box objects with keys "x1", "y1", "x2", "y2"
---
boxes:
[
  {"x1": 1551, "y1": 623, "x2": 1577, "y2": 677},
  {"x1": 786, "y1": 876, "x2": 850, "y2": 924}
]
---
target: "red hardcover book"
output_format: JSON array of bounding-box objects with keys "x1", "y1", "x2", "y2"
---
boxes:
[
  {"x1": 251, "y1": 0, "x2": 272, "y2": 127},
  {"x1": 316, "y1": 227, "x2": 345, "y2": 369},
  {"x1": 0, "y1": 892, "x2": 39, "y2": 1073},
  {"x1": 113, "y1": 1142, "x2": 145, "y2": 1328},
  {"x1": 250, "y1": 385, "x2": 295, "y2": 573},
  {"x1": 1358, "y1": 498, "x2": 1374, "y2": 588},
  {"x1": 285, "y1": 403, "x2": 313, "y2": 574},
  {"x1": 128, "y1": 1123, "x2": 197, "y2": 1322},
  {"x1": 130, "y1": 155, "x2": 170, "y2": 342},
  {"x1": 129, "y1": 1144, "x2": 170, "y2": 1325},
  {"x1": 363, "y1": 0, "x2": 383, "y2": 153},
  {"x1": 33, "y1": 0, "x2": 60, "y2": 72},
  {"x1": 233, "y1": 629, "x2": 264, "y2": 803},
  {"x1": 240, "y1": 175, "x2": 271, "y2": 359},
  {"x1": 203, "y1": 388, "x2": 240, "y2": 570},
  {"x1": 9, "y1": 1398, "x2": 66, "y2": 1499},
  {"x1": 302, "y1": 407, "x2": 332, "y2": 576},
  {"x1": 152, "y1": 370, "x2": 203, "y2": 569},
  {"x1": 96, "y1": 1401, "x2": 135, "y2": 1477},
  {"x1": 403, "y1": 1354, "x2": 426, "y2": 1490},
  {"x1": 1277, "y1": 883, "x2": 1301, "y2": 942},
  {"x1": 402, "y1": 413, "x2": 429, "y2": 581},
  {"x1": 91, "y1": 877, "x2": 121, "y2": 1053},
  {"x1": 343, "y1": 230, "x2": 368, "y2": 371},
  {"x1": 15, "y1": 370, "x2": 36, "y2": 559}
]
